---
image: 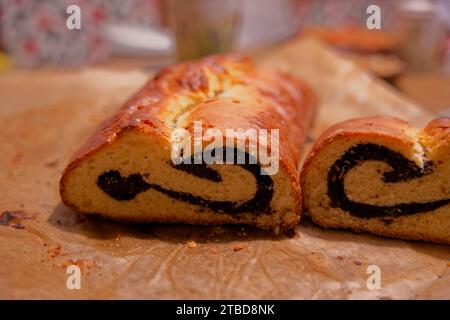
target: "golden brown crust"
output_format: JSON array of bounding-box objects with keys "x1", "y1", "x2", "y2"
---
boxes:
[
  {"x1": 301, "y1": 116, "x2": 450, "y2": 185},
  {"x1": 420, "y1": 117, "x2": 450, "y2": 152},
  {"x1": 302, "y1": 117, "x2": 450, "y2": 170},
  {"x1": 301, "y1": 116, "x2": 413, "y2": 181},
  {"x1": 60, "y1": 55, "x2": 316, "y2": 226}
]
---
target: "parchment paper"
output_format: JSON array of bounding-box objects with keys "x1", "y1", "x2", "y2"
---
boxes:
[{"x1": 0, "y1": 37, "x2": 449, "y2": 299}]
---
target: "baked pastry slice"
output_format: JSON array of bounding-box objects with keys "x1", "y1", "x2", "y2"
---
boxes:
[
  {"x1": 60, "y1": 55, "x2": 315, "y2": 231},
  {"x1": 301, "y1": 117, "x2": 450, "y2": 244}
]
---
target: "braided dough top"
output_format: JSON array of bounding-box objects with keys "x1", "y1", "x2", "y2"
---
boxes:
[{"x1": 67, "y1": 55, "x2": 316, "y2": 178}]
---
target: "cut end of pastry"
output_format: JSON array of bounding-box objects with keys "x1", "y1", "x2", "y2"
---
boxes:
[
  {"x1": 301, "y1": 116, "x2": 450, "y2": 244},
  {"x1": 61, "y1": 129, "x2": 299, "y2": 231},
  {"x1": 60, "y1": 55, "x2": 315, "y2": 232}
]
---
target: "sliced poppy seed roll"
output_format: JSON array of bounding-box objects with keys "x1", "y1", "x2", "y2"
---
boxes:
[
  {"x1": 60, "y1": 55, "x2": 316, "y2": 232},
  {"x1": 301, "y1": 117, "x2": 450, "y2": 244}
]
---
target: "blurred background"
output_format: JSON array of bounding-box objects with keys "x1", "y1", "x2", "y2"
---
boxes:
[{"x1": 0, "y1": 0, "x2": 450, "y2": 114}]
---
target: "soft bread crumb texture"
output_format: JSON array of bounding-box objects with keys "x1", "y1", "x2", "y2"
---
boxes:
[
  {"x1": 301, "y1": 116, "x2": 450, "y2": 244},
  {"x1": 62, "y1": 130, "x2": 299, "y2": 230},
  {"x1": 60, "y1": 55, "x2": 316, "y2": 231}
]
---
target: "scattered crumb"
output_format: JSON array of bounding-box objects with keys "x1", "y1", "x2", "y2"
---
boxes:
[
  {"x1": 354, "y1": 260, "x2": 362, "y2": 266},
  {"x1": 47, "y1": 244, "x2": 62, "y2": 258},
  {"x1": 336, "y1": 256, "x2": 344, "y2": 261},
  {"x1": 447, "y1": 262, "x2": 450, "y2": 267},
  {"x1": 115, "y1": 233, "x2": 123, "y2": 241},
  {"x1": 187, "y1": 240, "x2": 198, "y2": 249},
  {"x1": 55, "y1": 259, "x2": 98, "y2": 274},
  {"x1": 0, "y1": 210, "x2": 35, "y2": 229},
  {"x1": 0, "y1": 211, "x2": 19, "y2": 226},
  {"x1": 233, "y1": 243, "x2": 245, "y2": 252}
]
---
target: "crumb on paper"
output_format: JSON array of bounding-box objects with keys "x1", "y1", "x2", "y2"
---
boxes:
[
  {"x1": 354, "y1": 260, "x2": 362, "y2": 266},
  {"x1": 337, "y1": 256, "x2": 344, "y2": 261},
  {"x1": 54, "y1": 259, "x2": 98, "y2": 274},
  {"x1": 187, "y1": 240, "x2": 198, "y2": 249},
  {"x1": 0, "y1": 210, "x2": 36, "y2": 229},
  {"x1": 47, "y1": 244, "x2": 62, "y2": 258},
  {"x1": 233, "y1": 243, "x2": 245, "y2": 252}
]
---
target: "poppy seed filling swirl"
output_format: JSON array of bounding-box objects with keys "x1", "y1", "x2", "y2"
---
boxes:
[
  {"x1": 97, "y1": 148, "x2": 274, "y2": 215},
  {"x1": 327, "y1": 143, "x2": 450, "y2": 218}
]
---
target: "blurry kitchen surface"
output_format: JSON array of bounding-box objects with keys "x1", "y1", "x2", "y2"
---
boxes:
[{"x1": 0, "y1": 0, "x2": 450, "y2": 115}]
